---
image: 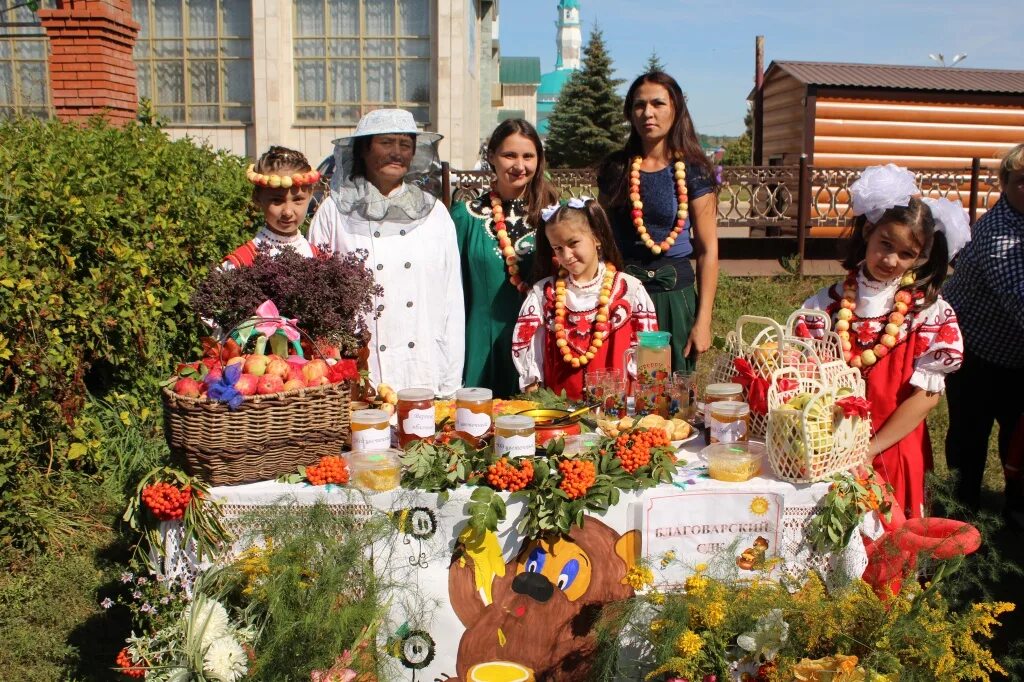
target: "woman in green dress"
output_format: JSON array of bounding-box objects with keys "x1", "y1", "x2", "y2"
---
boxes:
[{"x1": 451, "y1": 119, "x2": 559, "y2": 396}]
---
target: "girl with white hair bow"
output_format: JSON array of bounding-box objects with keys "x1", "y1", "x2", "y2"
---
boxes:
[{"x1": 800, "y1": 163, "x2": 969, "y2": 521}]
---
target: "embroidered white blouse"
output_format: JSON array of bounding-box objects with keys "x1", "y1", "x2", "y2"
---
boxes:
[
  {"x1": 221, "y1": 225, "x2": 315, "y2": 270},
  {"x1": 512, "y1": 263, "x2": 658, "y2": 389},
  {"x1": 308, "y1": 193, "x2": 465, "y2": 397},
  {"x1": 802, "y1": 269, "x2": 963, "y2": 393}
]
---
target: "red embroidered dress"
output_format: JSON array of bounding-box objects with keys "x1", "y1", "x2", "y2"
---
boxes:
[
  {"x1": 803, "y1": 270, "x2": 964, "y2": 518},
  {"x1": 222, "y1": 225, "x2": 319, "y2": 268},
  {"x1": 513, "y1": 263, "x2": 659, "y2": 400}
]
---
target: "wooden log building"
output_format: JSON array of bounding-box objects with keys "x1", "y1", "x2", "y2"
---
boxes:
[{"x1": 753, "y1": 61, "x2": 1024, "y2": 169}]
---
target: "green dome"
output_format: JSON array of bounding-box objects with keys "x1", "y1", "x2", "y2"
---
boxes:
[
  {"x1": 538, "y1": 68, "x2": 574, "y2": 98},
  {"x1": 559, "y1": 0, "x2": 580, "y2": 9}
]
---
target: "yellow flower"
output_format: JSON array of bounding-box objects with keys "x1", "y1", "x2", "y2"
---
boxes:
[
  {"x1": 660, "y1": 550, "x2": 677, "y2": 568},
  {"x1": 694, "y1": 562, "x2": 708, "y2": 572},
  {"x1": 792, "y1": 655, "x2": 865, "y2": 681},
  {"x1": 701, "y1": 600, "x2": 726, "y2": 628},
  {"x1": 675, "y1": 630, "x2": 703, "y2": 657},
  {"x1": 625, "y1": 565, "x2": 655, "y2": 590},
  {"x1": 649, "y1": 618, "x2": 667, "y2": 634},
  {"x1": 650, "y1": 592, "x2": 665, "y2": 605},
  {"x1": 684, "y1": 574, "x2": 709, "y2": 597}
]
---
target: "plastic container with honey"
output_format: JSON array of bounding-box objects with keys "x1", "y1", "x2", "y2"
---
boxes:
[
  {"x1": 346, "y1": 448, "x2": 403, "y2": 492},
  {"x1": 703, "y1": 441, "x2": 765, "y2": 482},
  {"x1": 397, "y1": 387, "x2": 435, "y2": 447},
  {"x1": 494, "y1": 415, "x2": 535, "y2": 458},
  {"x1": 350, "y1": 408, "x2": 392, "y2": 452},
  {"x1": 704, "y1": 382, "x2": 744, "y2": 406},
  {"x1": 455, "y1": 387, "x2": 493, "y2": 438},
  {"x1": 707, "y1": 401, "x2": 750, "y2": 444}
]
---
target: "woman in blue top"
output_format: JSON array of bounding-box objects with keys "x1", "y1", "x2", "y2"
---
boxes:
[{"x1": 598, "y1": 71, "x2": 719, "y2": 372}]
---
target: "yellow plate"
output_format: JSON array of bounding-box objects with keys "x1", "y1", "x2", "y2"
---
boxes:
[{"x1": 514, "y1": 408, "x2": 577, "y2": 425}]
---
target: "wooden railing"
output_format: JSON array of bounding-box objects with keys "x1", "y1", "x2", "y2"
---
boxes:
[{"x1": 441, "y1": 158, "x2": 999, "y2": 271}]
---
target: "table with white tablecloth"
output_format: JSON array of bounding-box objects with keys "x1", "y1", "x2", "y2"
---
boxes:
[{"x1": 161, "y1": 437, "x2": 872, "y2": 681}]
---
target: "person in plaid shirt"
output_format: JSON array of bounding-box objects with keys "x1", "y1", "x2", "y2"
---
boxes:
[{"x1": 944, "y1": 143, "x2": 1024, "y2": 524}]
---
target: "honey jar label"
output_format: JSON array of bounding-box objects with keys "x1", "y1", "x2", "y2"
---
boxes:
[
  {"x1": 708, "y1": 415, "x2": 747, "y2": 444},
  {"x1": 495, "y1": 434, "x2": 534, "y2": 459},
  {"x1": 456, "y1": 408, "x2": 492, "y2": 437},
  {"x1": 352, "y1": 428, "x2": 392, "y2": 452},
  {"x1": 402, "y1": 408, "x2": 436, "y2": 438}
]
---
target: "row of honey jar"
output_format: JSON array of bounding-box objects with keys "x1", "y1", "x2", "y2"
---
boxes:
[{"x1": 352, "y1": 387, "x2": 541, "y2": 458}]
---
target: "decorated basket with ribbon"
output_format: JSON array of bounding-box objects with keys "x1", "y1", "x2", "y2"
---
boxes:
[
  {"x1": 764, "y1": 366, "x2": 871, "y2": 483},
  {"x1": 162, "y1": 302, "x2": 354, "y2": 486},
  {"x1": 707, "y1": 313, "x2": 845, "y2": 440}
]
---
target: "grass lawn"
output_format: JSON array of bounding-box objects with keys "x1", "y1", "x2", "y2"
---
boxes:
[{"x1": 0, "y1": 272, "x2": 1019, "y2": 679}]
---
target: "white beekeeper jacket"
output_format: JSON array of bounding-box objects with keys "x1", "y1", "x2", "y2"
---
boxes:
[{"x1": 308, "y1": 193, "x2": 465, "y2": 397}]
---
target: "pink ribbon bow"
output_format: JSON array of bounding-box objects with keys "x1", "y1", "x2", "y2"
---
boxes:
[
  {"x1": 254, "y1": 299, "x2": 300, "y2": 341},
  {"x1": 836, "y1": 395, "x2": 870, "y2": 419}
]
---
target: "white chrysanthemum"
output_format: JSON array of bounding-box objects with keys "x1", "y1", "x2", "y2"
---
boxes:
[
  {"x1": 186, "y1": 598, "x2": 230, "y2": 651},
  {"x1": 203, "y1": 635, "x2": 248, "y2": 682}
]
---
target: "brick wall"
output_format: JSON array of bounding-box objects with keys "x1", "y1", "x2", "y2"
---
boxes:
[{"x1": 38, "y1": 0, "x2": 140, "y2": 125}]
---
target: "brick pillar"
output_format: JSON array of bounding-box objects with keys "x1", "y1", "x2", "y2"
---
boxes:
[{"x1": 38, "y1": 0, "x2": 140, "y2": 125}]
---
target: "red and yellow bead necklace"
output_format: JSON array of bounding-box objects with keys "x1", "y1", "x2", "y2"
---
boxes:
[
  {"x1": 836, "y1": 269, "x2": 916, "y2": 369},
  {"x1": 629, "y1": 157, "x2": 688, "y2": 255},
  {"x1": 490, "y1": 192, "x2": 529, "y2": 294},
  {"x1": 553, "y1": 263, "x2": 617, "y2": 368}
]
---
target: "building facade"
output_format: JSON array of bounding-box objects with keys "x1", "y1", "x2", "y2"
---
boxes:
[{"x1": 1, "y1": 0, "x2": 500, "y2": 168}]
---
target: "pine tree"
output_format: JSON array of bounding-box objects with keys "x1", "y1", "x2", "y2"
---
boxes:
[
  {"x1": 644, "y1": 49, "x2": 666, "y2": 74},
  {"x1": 545, "y1": 27, "x2": 627, "y2": 168}
]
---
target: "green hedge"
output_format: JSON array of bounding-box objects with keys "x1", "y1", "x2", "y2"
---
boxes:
[{"x1": 0, "y1": 116, "x2": 256, "y2": 550}]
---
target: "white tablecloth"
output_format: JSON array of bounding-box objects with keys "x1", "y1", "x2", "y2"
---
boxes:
[{"x1": 161, "y1": 437, "x2": 870, "y2": 681}]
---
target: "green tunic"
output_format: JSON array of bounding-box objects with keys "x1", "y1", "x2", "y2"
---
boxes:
[{"x1": 451, "y1": 193, "x2": 536, "y2": 397}]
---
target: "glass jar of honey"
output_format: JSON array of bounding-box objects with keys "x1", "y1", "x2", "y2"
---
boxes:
[
  {"x1": 707, "y1": 401, "x2": 750, "y2": 444},
  {"x1": 350, "y1": 408, "x2": 392, "y2": 452},
  {"x1": 494, "y1": 415, "x2": 535, "y2": 458},
  {"x1": 455, "y1": 387, "x2": 493, "y2": 437},
  {"x1": 397, "y1": 387, "x2": 435, "y2": 447},
  {"x1": 704, "y1": 382, "x2": 744, "y2": 406}
]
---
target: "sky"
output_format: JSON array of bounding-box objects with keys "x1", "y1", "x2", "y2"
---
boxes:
[{"x1": 498, "y1": 0, "x2": 1024, "y2": 137}]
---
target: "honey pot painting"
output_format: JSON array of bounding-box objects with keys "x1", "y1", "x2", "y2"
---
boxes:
[{"x1": 447, "y1": 517, "x2": 641, "y2": 681}]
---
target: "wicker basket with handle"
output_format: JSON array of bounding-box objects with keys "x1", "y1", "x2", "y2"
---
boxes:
[{"x1": 163, "y1": 318, "x2": 353, "y2": 486}]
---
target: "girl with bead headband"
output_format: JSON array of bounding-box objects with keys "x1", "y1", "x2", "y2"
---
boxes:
[
  {"x1": 801, "y1": 164, "x2": 969, "y2": 518},
  {"x1": 222, "y1": 146, "x2": 322, "y2": 268},
  {"x1": 512, "y1": 198, "x2": 658, "y2": 399}
]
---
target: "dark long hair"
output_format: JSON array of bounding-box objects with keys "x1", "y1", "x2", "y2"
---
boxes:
[
  {"x1": 252, "y1": 145, "x2": 312, "y2": 200},
  {"x1": 486, "y1": 118, "x2": 559, "y2": 228},
  {"x1": 841, "y1": 197, "x2": 948, "y2": 309},
  {"x1": 533, "y1": 199, "x2": 625, "y2": 283},
  {"x1": 599, "y1": 71, "x2": 718, "y2": 208}
]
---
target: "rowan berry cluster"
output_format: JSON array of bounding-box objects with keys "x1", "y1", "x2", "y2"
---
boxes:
[
  {"x1": 486, "y1": 457, "x2": 534, "y2": 492},
  {"x1": 141, "y1": 481, "x2": 192, "y2": 521},
  {"x1": 558, "y1": 459, "x2": 596, "y2": 499},
  {"x1": 614, "y1": 428, "x2": 670, "y2": 474},
  {"x1": 306, "y1": 455, "x2": 350, "y2": 485},
  {"x1": 115, "y1": 647, "x2": 145, "y2": 678}
]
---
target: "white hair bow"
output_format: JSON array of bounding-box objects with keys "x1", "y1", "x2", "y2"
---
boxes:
[
  {"x1": 850, "y1": 164, "x2": 919, "y2": 223},
  {"x1": 923, "y1": 197, "x2": 971, "y2": 258},
  {"x1": 540, "y1": 196, "x2": 593, "y2": 222}
]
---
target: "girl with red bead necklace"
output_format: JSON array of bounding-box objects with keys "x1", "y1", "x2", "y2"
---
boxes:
[
  {"x1": 800, "y1": 164, "x2": 969, "y2": 519},
  {"x1": 512, "y1": 199, "x2": 658, "y2": 400}
]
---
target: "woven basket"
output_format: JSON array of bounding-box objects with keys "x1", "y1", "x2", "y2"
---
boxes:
[
  {"x1": 163, "y1": 381, "x2": 351, "y2": 486},
  {"x1": 707, "y1": 312, "x2": 846, "y2": 439},
  {"x1": 764, "y1": 366, "x2": 870, "y2": 483}
]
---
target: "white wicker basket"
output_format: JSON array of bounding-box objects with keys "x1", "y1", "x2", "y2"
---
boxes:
[
  {"x1": 765, "y1": 366, "x2": 871, "y2": 483},
  {"x1": 707, "y1": 312, "x2": 846, "y2": 439}
]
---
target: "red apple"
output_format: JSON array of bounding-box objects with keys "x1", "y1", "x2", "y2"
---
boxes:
[
  {"x1": 265, "y1": 355, "x2": 291, "y2": 381},
  {"x1": 226, "y1": 355, "x2": 246, "y2": 367},
  {"x1": 234, "y1": 373, "x2": 259, "y2": 396},
  {"x1": 173, "y1": 377, "x2": 203, "y2": 397},
  {"x1": 243, "y1": 354, "x2": 270, "y2": 376},
  {"x1": 257, "y1": 374, "x2": 285, "y2": 395},
  {"x1": 283, "y1": 378, "x2": 305, "y2": 392},
  {"x1": 205, "y1": 366, "x2": 224, "y2": 383},
  {"x1": 302, "y1": 358, "x2": 329, "y2": 385}
]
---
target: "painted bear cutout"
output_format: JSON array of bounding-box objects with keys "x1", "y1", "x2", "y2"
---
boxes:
[{"x1": 448, "y1": 516, "x2": 640, "y2": 681}]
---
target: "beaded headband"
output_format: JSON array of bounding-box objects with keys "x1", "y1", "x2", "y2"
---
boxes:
[{"x1": 246, "y1": 164, "x2": 321, "y2": 189}]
